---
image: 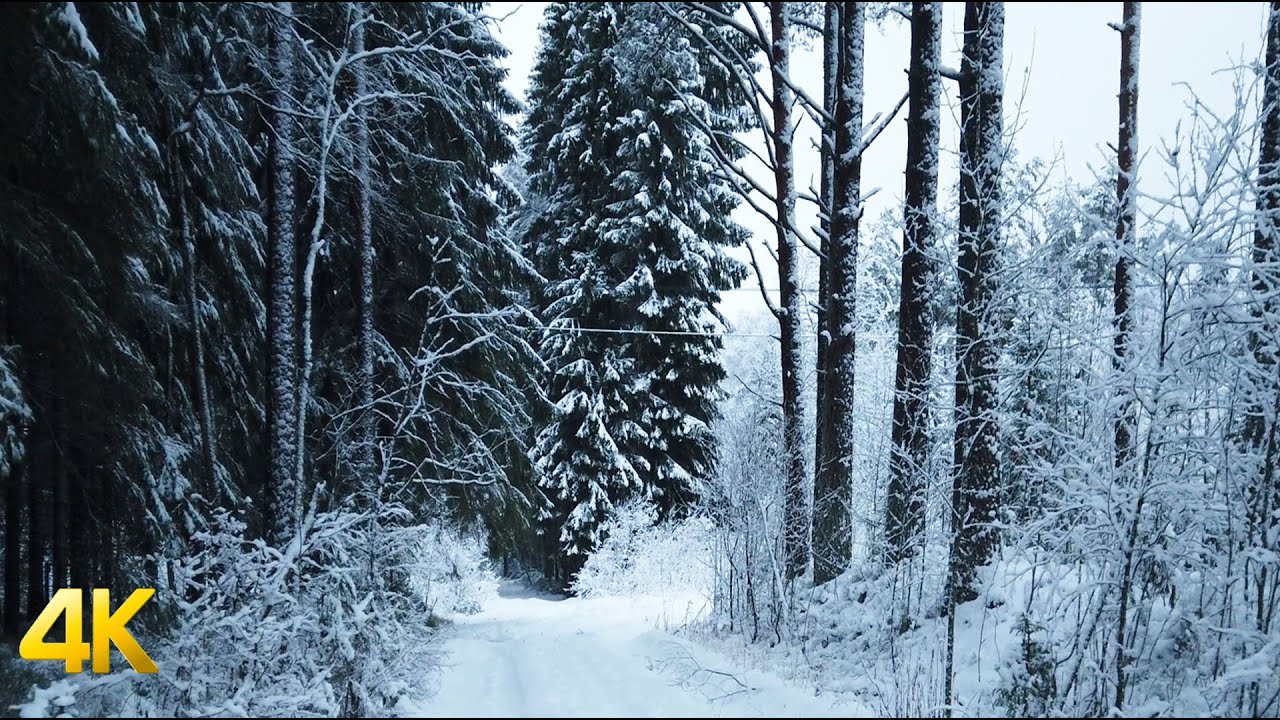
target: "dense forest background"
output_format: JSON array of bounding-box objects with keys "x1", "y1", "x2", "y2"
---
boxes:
[{"x1": 1, "y1": 1, "x2": 1279, "y2": 717}]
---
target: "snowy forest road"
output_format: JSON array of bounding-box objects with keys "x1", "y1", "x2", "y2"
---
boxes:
[{"x1": 407, "y1": 583, "x2": 866, "y2": 718}]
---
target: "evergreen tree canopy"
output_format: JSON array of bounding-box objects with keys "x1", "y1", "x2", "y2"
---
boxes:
[{"x1": 522, "y1": 1, "x2": 746, "y2": 580}]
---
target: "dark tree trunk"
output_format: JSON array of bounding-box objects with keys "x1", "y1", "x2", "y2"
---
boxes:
[
  {"x1": 354, "y1": 5, "x2": 377, "y2": 502},
  {"x1": 950, "y1": 0, "x2": 1004, "y2": 604},
  {"x1": 1241, "y1": 3, "x2": 1280, "y2": 717},
  {"x1": 814, "y1": 2, "x2": 836, "y2": 499},
  {"x1": 769, "y1": 0, "x2": 809, "y2": 581},
  {"x1": 69, "y1": 475, "x2": 88, "y2": 595},
  {"x1": 99, "y1": 471, "x2": 116, "y2": 589},
  {"x1": 1113, "y1": 1, "x2": 1140, "y2": 471},
  {"x1": 2, "y1": 244, "x2": 19, "y2": 638},
  {"x1": 2, "y1": 249, "x2": 21, "y2": 636},
  {"x1": 26, "y1": 450, "x2": 44, "y2": 621},
  {"x1": 51, "y1": 404, "x2": 67, "y2": 590},
  {"x1": 885, "y1": 0, "x2": 941, "y2": 566},
  {"x1": 814, "y1": 1, "x2": 864, "y2": 585},
  {"x1": 1111, "y1": 6, "x2": 1142, "y2": 711},
  {"x1": 1246, "y1": 0, "x2": 1280, "y2": 571},
  {"x1": 4, "y1": 461, "x2": 23, "y2": 638},
  {"x1": 1253, "y1": 2, "x2": 1280, "y2": 400},
  {"x1": 266, "y1": 1, "x2": 298, "y2": 543},
  {"x1": 1246, "y1": 2, "x2": 1280, "y2": 538},
  {"x1": 180, "y1": 185, "x2": 218, "y2": 503}
]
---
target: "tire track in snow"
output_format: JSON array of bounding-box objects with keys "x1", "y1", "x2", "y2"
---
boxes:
[{"x1": 406, "y1": 584, "x2": 868, "y2": 718}]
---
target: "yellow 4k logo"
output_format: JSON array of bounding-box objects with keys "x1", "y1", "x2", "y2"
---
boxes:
[{"x1": 19, "y1": 588, "x2": 157, "y2": 674}]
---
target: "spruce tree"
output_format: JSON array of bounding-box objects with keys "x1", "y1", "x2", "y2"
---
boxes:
[
  {"x1": 336, "y1": 1, "x2": 531, "y2": 521},
  {"x1": 606, "y1": 3, "x2": 748, "y2": 517},
  {"x1": 525, "y1": 3, "x2": 640, "y2": 582},
  {"x1": 524, "y1": 2, "x2": 746, "y2": 582},
  {"x1": 0, "y1": 0, "x2": 269, "y2": 619}
]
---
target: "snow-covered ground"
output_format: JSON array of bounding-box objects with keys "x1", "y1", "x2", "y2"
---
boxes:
[{"x1": 406, "y1": 582, "x2": 871, "y2": 718}]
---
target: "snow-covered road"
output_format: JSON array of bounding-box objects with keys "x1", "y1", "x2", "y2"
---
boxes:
[{"x1": 407, "y1": 583, "x2": 867, "y2": 718}]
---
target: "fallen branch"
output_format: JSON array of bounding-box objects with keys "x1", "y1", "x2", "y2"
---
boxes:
[{"x1": 646, "y1": 642, "x2": 755, "y2": 703}]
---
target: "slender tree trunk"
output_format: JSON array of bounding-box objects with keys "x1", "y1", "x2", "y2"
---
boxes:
[
  {"x1": 178, "y1": 181, "x2": 218, "y2": 502},
  {"x1": 25, "y1": 452, "x2": 43, "y2": 621},
  {"x1": 769, "y1": 0, "x2": 809, "y2": 581},
  {"x1": 51, "y1": 403, "x2": 67, "y2": 590},
  {"x1": 1111, "y1": 11, "x2": 1142, "y2": 709},
  {"x1": 68, "y1": 479, "x2": 87, "y2": 595},
  {"x1": 99, "y1": 471, "x2": 116, "y2": 589},
  {"x1": 2, "y1": 250, "x2": 20, "y2": 638},
  {"x1": 354, "y1": 5, "x2": 376, "y2": 501},
  {"x1": 950, "y1": 0, "x2": 1004, "y2": 605},
  {"x1": 267, "y1": 0, "x2": 298, "y2": 544},
  {"x1": 814, "y1": 2, "x2": 837, "y2": 488},
  {"x1": 1245, "y1": 6, "x2": 1280, "y2": 714},
  {"x1": 294, "y1": 17, "x2": 353, "y2": 532},
  {"x1": 1247, "y1": 4, "x2": 1280, "y2": 535},
  {"x1": 886, "y1": 1, "x2": 941, "y2": 566},
  {"x1": 814, "y1": 1, "x2": 864, "y2": 585},
  {"x1": 1114, "y1": 486, "x2": 1147, "y2": 712},
  {"x1": 4, "y1": 462, "x2": 23, "y2": 638},
  {"x1": 344, "y1": 20, "x2": 376, "y2": 692},
  {"x1": 1113, "y1": 1, "x2": 1140, "y2": 471}
]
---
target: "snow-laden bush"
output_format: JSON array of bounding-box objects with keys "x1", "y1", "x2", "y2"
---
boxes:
[
  {"x1": 18, "y1": 502, "x2": 496, "y2": 718},
  {"x1": 573, "y1": 499, "x2": 714, "y2": 610},
  {"x1": 703, "y1": 347, "x2": 791, "y2": 644},
  {"x1": 406, "y1": 521, "x2": 498, "y2": 617}
]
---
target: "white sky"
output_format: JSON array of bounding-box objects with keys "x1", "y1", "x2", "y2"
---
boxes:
[{"x1": 493, "y1": 2, "x2": 1267, "y2": 327}]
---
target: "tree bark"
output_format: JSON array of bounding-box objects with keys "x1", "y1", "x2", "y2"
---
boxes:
[
  {"x1": 814, "y1": 2, "x2": 837, "y2": 492},
  {"x1": 769, "y1": 0, "x2": 809, "y2": 581},
  {"x1": 814, "y1": 1, "x2": 864, "y2": 585},
  {"x1": 178, "y1": 179, "x2": 218, "y2": 502},
  {"x1": 1113, "y1": 1, "x2": 1140, "y2": 471},
  {"x1": 2, "y1": 247, "x2": 19, "y2": 637},
  {"x1": 1244, "y1": 6, "x2": 1280, "y2": 715},
  {"x1": 1246, "y1": 5, "x2": 1280, "y2": 532},
  {"x1": 886, "y1": 1, "x2": 941, "y2": 566},
  {"x1": 99, "y1": 470, "x2": 116, "y2": 589},
  {"x1": 1111, "y1": 8, "x2": 1142, "y2": 710},
  {"x1": 26, "y1": 449, "x2": 43, "y2": 621},
  {"x1": 354, "y1": 4, "x2": 376, "y2": 502},
  {"x1": 950, "y1": 0, "x2": 1004, "y2": 604},
  {"x1": 267, "y1": 0, "x2": 298, "y2": 544},
  {"x1": 68, "y1": 474, "x2": 88, "y2": 596},
  {"x1": 4, "y1": 461, "x2": 23, "y2": 638},
  {"x1": 52, "y1": 402, "x2": 67, "y2": 590}
]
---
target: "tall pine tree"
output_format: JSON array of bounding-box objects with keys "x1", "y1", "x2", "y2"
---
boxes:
[
  {"x1": 814, "y1": 1, "x2": 866, "y2": 585},
  {"x1": 950, "y1": 0, "x2": 1005, "y2": 604},
  {"x1": 886, "y1": 1, "x2": 941, "y2": 565}
]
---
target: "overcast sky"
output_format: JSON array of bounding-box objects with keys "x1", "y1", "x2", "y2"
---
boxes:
[{"x1": 493, "y1": 2, "x2": 1267, "y2": 327}]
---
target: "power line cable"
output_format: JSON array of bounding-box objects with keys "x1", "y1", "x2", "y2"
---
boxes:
[{"x1": 514, "y1": 322, "x2": 901, "y2": 340}]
